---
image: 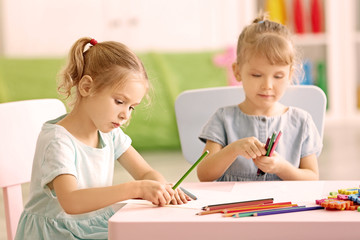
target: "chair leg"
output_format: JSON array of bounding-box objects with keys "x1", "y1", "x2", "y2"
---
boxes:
[{"x1": 3, "y1": 186, "x2": 24, "y2": 240}]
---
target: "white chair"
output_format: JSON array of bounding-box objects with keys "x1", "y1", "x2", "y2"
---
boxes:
[
  {"x1": 175, "y1": 85, "x2": 327, "y2": 164},
  {"x1": 0, "y1": 99, "x2": 66, "y2": 240}
]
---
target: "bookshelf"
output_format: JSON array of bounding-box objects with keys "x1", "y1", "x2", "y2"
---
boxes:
[{"x1": 254, "y1": 0, "x2": 359, "y2": 122}]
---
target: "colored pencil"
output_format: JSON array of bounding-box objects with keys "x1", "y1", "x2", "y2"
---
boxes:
[
  {"x1": 223, "y1": 204, "x2": 298, "y2": 217},
  {"x1": 172, "y1": 150, "x2": 209, "y2": 190},
  {"x1": 234, "y1": 206, "x2": 324, "y2": 218},
  {"x1": 265, "y1": 137, "x2": 270, "y2": 148},
  {"x1": 265, "y1": 132, "x2": 277, "y2": 156},
  {"x1": 269, "y1": 131, "x2": 282, "y2": 156},
  {"x1": 257, "y1": 131, "x2": 282, "y2": 176},
  {"x1": 198, "y1": 202, "x2": 294, "y2": 216},
  {"x1": 179, "y1": 187, "x2": 197, "y2": 200},
  {"x1": 233, "y1": 206, "x2": 305, "y2": 218},
  {"x1": 202, "y1": 198, "x2": 274, "y2": 211},
  {"x1": 226, "y1": 206, "x2": 299, "y2": 218},
  {"x1": 223, "y1": 202, "x2": 296, "y2": 214},
  {"x1": 257, "y1": 137, "x2": 270, "y2": 176},
  {"x1": 196, "y1": 208, "x2": 225, "y2": 216}
]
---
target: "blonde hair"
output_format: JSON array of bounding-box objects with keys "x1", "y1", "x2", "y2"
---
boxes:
[
  {"x1": 235, "y1": 13, "x2": 302, "y2": 83},
  {"x1": 57, "y1": 37, "x2": 150, "y2": 107}
]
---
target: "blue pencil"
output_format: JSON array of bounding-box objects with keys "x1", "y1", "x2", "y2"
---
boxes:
[
  {"x1": 252, "y1": 206, "x2": 323, "y2": 217},
  {"x1": 180, "y1": 187, "x2": 197, "y2": 200}
]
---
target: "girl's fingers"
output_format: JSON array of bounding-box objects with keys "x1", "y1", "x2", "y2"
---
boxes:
[
  {"x1": 164, "y1": 191, "x2": 173, "y2": 205},
  {"x1": 256, "y1": 141, "x2": 267, "y2": 155},
  {"x1": 246, "y1": 148, "x2": 258, "y2": 159},
  {"x1": 177, "y1": 189, "x2": 189, "y2": 203},
  {"x1": 172, "y1": 192, "x2": 183, "y2": 205}
]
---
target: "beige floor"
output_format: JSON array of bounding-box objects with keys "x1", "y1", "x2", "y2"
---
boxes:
[{"x1": 1, "y1": 121, "x2": 360, "y2": 239}]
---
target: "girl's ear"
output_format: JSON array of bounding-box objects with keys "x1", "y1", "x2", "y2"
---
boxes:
[
  {"x1": 232, "y1": 62, "x2": 242, "y2": 82},
  {"x1": 78, "y1": 75, "x2": 94, "y2": 97}
]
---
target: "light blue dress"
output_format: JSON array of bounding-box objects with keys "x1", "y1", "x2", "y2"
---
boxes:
[
  {"x1": 199, "y1": 106, "x2": 322, "y2": 181},
  {"x1": 15, "y1": 115, "x2": 131, "y2": 240}
]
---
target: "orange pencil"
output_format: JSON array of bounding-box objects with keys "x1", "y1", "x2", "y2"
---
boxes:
[
  {"x1": 197, "y1": 202, "x2": 274, "y2": 216},
  {"x1": 223, "y1": 204, "x2": 298, "y2": 217},
  {"x1": 223, "y1": 201, "x2": 293, "y2": 213},
  {"x1": 197, "y1": 202, "x2": 292, "y2": 216},
  {"x1": 202, "y1": 198, "x2": 274, "y2": 211}
]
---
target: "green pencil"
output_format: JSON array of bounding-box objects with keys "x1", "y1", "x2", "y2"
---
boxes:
[
  {"x1": 172, "y1": 150, "x2": 209, "y2": 190},
  {"x1": 265, "y1": 132, "x2": 277, "y2": 156}
]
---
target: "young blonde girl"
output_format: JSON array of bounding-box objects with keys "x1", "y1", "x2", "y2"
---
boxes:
[
  {"x1": 197, "y1": 14, "x2": 322, "y2": 182},
  {"x1": 15, "y1": 37, "x2": 189, "y2": 240}
]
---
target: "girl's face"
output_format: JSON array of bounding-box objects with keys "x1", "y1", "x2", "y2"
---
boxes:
[
  {"x1": 233, "y1": 55, "x2": 292, "y2": 115},
  {"x1": 85, "y1": 76, "x2": 147, "y2": 133}
]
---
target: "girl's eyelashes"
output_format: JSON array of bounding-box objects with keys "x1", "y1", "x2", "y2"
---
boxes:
[
  {"x1": 250, "y1": 74, "x2": 285, "y2": 79},
  {"x1": 115, "y1": 99, "x2": 123, "y2": 105},
  {"x1": 251, "y1": 74, "x2": 262, "y2": 77},
  {"x1": 115, "y1": 99, "x2": 135, "y2": 111},
  {"x1": 274, "y1": 74, "x2": 285, "y2": 79}
]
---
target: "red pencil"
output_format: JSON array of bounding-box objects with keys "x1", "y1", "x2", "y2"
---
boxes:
[
  {"x1": 223, "y1": 204, "x2": 299, "y2": 217},
  {"x1": 202, "y1": 198, "x2": 274, "y2": 211},
  {"x1": 223, "y1": 202, "x2": 296, "y2": 215}
]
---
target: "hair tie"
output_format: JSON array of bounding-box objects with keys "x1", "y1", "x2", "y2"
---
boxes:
[
  {"x1": 258, "y1": 20, "x2": 265, "y2": 24},
  {"x1": 90, "y1": 39, "x2": 98, "y2": 46}
]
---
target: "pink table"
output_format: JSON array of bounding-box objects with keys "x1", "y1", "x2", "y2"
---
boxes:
[{"x1": 109, "y1": 181, "x2": 360, "y2": 240}]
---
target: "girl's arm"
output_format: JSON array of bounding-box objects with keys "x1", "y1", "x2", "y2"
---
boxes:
[
  {"x1": 254, "y1": 153, "x2": 319, "y2": 180},
  {"x1": 276, "y1": 153, "x2": 319, "y2": 180},
  {"x1": 197, "y1": 138, "x2": 266, "y2": 181},
  {"x1": 51, "y1": 146, "x2": 175, "y2": 214},
  {"x1": 52, "y1": 174, "x2": 173, "y2": 214}
]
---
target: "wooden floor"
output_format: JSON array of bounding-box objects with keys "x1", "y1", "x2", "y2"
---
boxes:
[{"x1": 1, "y1": 121, "x2": 360, "y2": 239}]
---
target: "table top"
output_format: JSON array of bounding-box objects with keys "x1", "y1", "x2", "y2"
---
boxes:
[{"x1": 109, "y1": 181, "x2": 360, "y2": 240}]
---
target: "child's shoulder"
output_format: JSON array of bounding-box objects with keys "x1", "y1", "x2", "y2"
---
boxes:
[
  {"x1": 287, "y1": 106, "x2": 311, "y2": 119},
  {"x1": 287, "y1": 106, "x2": 314, "y2": 126},
  {"x1": 215, "y1": 105, "x2": 240, "y2": 114}
]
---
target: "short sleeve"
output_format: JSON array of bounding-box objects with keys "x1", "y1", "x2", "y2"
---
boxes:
[
  {"x1": 199, "y1": 108, "x2": 227, "y2": 146},
  {"x1": 111, "y1": 127, "x2": 132, "y2": 160},
  {"x1": 301, "y1": 114, "x2": 323, "y2": 158},
  {"x1": 41, "y1": 137, "x2": 77, "y2": 196}
]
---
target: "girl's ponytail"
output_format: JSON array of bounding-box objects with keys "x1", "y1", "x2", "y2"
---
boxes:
[{"x1": 57, "y1": 37, "x2": 92, "y2": 103}]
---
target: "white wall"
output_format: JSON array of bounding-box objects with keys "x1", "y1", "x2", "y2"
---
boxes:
[{"x1": 0, "y1": 0, "x2": 255, "y2": 57}]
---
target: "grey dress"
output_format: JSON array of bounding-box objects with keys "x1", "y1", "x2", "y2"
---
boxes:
[{"x1": 199, "y1": 106, "x2": 322, "y2": 181}]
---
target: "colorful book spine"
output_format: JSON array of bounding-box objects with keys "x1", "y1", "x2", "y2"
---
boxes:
[{"x1": 294, "y1": 0, "x2": 305, "y2": 33}]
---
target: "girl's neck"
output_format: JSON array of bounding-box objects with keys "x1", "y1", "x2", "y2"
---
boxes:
[
  {"x1": 238, "y1": 101, "x2": 288, "y2": 117},
  {"x1": 57, "y1": 107, "x2": 100, "y2": 148}
]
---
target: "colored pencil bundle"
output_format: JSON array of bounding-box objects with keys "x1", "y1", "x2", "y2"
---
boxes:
[
  {"x1": 197, "y1": 198, "x2": 324, "y2": 217},
  {"x1": 257, "y1": 131, "x2": 282, "y2": 176}
]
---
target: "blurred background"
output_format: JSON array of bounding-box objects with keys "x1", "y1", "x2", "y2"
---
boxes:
[{"x1": 1, "y1": 0, "x2": 360, "y2": 238}]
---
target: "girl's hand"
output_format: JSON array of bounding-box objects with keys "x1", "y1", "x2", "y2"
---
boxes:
[
  {"x1": 139, "y1": 180, "x2": 175, "y2": 206},
  {"x1": 233, "y1": 137, "x2": 267, "y2": 159},
  {"x1": 170, "y1": 187, "x2": 191, "y2": 205},
  {"x1": 253, "y1": 151, "x2": 285, "y2": 174}
]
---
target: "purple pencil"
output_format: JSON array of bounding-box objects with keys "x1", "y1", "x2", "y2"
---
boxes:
[
  {"x1": 253, "y1": 206, "x2": 324, "y2": 216},
  {"x1": 257, "y1": 136, "x2": 271, "y2": 176}
]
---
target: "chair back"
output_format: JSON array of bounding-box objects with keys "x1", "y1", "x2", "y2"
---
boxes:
[
  {"x1": 175, "y1": 85, "x2": 327, "y2": 164},
  {"x1": 0, "y1": 99, "x2": 66, "y2": 240}
]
